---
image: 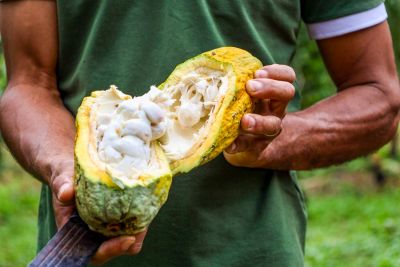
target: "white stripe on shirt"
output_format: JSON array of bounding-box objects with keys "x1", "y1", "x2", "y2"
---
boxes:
[{"x1": 307, "y1": 3, "x2": 387, "y2": 40}]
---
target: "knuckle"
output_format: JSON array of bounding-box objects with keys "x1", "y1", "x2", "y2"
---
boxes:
[
  {"x1": 266, "y1": 64, "x2": 296, "y2": 82},
  {"x1": 262, "y1": 65, "x2": 271, "y2": 71},
  {"x1": 271, "y1": 116, "x2": 281, "y2": 126},
  {"x1": 50, "y1": 173, "x2": 73, "y2": 191},
  {"x1": 273, "y1": 117, "x2": 282, "y2": 129},
  {"x1": 49, "y1": 158, "x2": 74, "y2": 175},
  {"x1": 255, "y1": 69, "x2": 268, "y2": 78},
  {"x1": 263, "y1": 117, "x2": 281, "y2": 134},
  {"x1": 262, "y1": 64, "x2": 279, "y2": 73}
]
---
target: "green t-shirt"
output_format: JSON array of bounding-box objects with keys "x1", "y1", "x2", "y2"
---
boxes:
[{"x1": 37, "y1": 1, "x2": 383, "y2": 266}]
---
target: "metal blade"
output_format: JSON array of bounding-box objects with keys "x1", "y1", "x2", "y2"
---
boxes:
[{"x1": 29, "y1": 212, "x2": 106, "y2": 267}]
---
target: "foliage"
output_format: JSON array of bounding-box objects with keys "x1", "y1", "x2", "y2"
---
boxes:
[
  {"x1": 0, "y1": 145, "x2": 40, "y2": 267},
  {"x1": 305, "y1": 185, "x2": 400, "y2": 267},
  {"x1": 387, "y1": 0, "x2": 400, "y2": 73}
]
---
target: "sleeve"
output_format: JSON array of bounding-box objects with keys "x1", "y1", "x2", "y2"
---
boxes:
[{"x1": 301, "y1": 0, "x2": 387, "y2": 40}]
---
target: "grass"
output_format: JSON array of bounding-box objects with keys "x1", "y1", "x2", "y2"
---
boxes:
[
  {"x1": 1, "y1": 140, "x2": 400, "y2": 266},
  {"x1": 301, "y1": 173, "x2": 400, "y2": 267},
  {"x1": 306, "y1": 191, "x2": 400, "y2": 267},
  {"x1": 0, "y1": 143, "x2": 41, "y2": 267}
]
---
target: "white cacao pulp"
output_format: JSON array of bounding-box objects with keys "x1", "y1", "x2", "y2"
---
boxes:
[{"x1": 90, "y1": 69, "x2": 229, "y2": 187}]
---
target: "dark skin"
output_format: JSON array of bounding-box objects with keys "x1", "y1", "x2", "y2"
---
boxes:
[
  {"x1": 225, "y1": 22, "x2": 400, "y2": 168},
  {"x1": 0, "y1": 1, "x2": 145, "y2": 265},
  {"x1": 0, "y1": 0, "x2": 399, "y2": 266}
]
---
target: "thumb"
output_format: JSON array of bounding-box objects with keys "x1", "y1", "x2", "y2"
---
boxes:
[
  {"x1": 51, "y1": 173, "x2": 75, "y2": 205},
  {"x1": 51, "y1": 174, "x2": 75, "y2": 228}
]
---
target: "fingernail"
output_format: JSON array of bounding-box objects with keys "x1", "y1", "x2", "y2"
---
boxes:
[
  {"x1": 247, "y1": 80, "x2": 263, "y2": 92},
  {"x1": 57, "y1": 183, "x2": 69, "y2": 201},
  {"x1": 245, "y1": 115, "x2": 256, "y2": 129},
  {"x1": 255, "y1": 70, "x2": 268, "y2": 78},
  {"x1": 122, "y1": 237, "x2": 136, "y2": 251}
]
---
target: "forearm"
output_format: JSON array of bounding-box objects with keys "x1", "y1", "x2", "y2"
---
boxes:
[
  {"x1": 0, "y1": 79, "x2": 75, "y2": 184},
  {"x1": 0, "y1": 0, "x2": 75, "y2": 184},
  {"x1": 265, "y1": 83, "x2": 399, "y2": 170}
]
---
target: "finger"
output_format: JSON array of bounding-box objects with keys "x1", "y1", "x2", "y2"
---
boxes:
[
  {"x1": 241, "y1": 114, "x2": 281, "y2": 136},
  {"x1": 127, "y1": 230, "x2": 147, "y2": 254},
  {"x1": 255, "y1": 64, "x2": 296, "y2": 83},
  {"x1": 269, "y1": 99, "x2": 288, "y2": 118},
  {"x1": 246, "y1": 78, "x2": 295, "y2": 101},
  {"x1": 91, "y1": 236, "x2": 136, "y2": 266},
  {"x1": 51, "y1": 173, "x2": 75, "y2": 205},
  {"x1": 255, "y1": 99, "x2": 288, "y2": 118},
  {"x1": 225, "y1": 134, "x2": 269, "y2": 154}
]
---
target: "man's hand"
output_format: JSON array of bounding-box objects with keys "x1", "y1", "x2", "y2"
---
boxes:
[
  {"x1": 91, "y1": 231, "x2": 147, "y2": 265},
  {"x1": 0, "y1": 1, "x2": 146, "y2": 265},
  {"x1": 49, "y1": 158, "x2": 147, "y2": 266},
  {"x1": 224, "y1": 64, "x2": 296, "y2": 168},
  {"x1": 228, "y1": 22, "x2": 399, "y2": 171}
]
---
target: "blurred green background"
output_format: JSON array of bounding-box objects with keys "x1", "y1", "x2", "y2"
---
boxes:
[{"x1": 0, "y1": 2, "x2": 400, "y2": 266}]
